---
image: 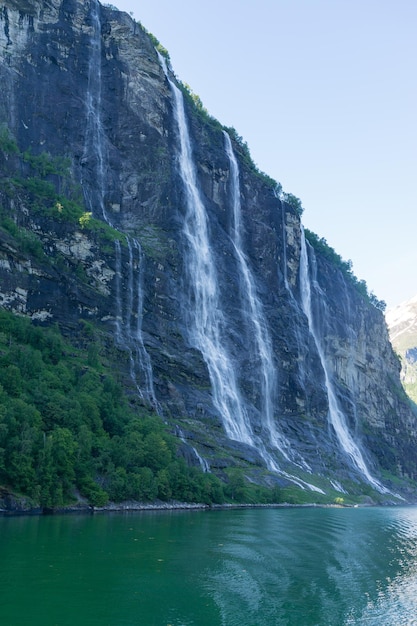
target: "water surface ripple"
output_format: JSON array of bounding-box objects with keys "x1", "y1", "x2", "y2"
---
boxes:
[{"x1": 2, "y1": 506, "x2": 417, "y2": 625}]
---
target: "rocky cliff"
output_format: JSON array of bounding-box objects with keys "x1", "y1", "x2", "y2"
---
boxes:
[{"x1": 1, "y1": 0, "x2": 416, "y2": 500}]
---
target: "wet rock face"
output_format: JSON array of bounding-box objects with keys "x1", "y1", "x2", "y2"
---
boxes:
[{"x1": 1, "y1": 0, "x2": 416, "y2": 488}]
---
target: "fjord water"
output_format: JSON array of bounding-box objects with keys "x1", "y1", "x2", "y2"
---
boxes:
[{"x1": 2, "y1": 507, "x2": 417, "y2": 625}]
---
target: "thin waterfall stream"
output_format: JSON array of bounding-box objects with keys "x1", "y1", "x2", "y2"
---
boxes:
[
  {"x1": 299, "y1": 227, "x2": 389, "y2": 494},
  {"x1": 224, "y1": 131, "x2": 292, "y2": 463},
  {"x1": 114, "y1": 238, "x2": 159, "y2": 408},
  {"x1": 81, "y1": 0, "x2": 109, "y2": 224},
  {"x1": 274, "y1": 186, "x2": 291, "y2": 293},
  {"x1": 176, "y1": 427, "x2": 210, "y2": 473},
  {"x1": 82, "y1": 0, "x2": 157, "y2": 410}
]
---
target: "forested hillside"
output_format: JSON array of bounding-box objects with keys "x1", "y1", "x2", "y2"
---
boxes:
[{"x1": 0, "y1": 309, "x2": 231, "y2": 508}]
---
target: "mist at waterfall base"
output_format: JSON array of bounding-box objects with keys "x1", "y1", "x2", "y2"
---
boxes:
[
  {"x1": 3, "y1": 507, "x2": 417, "y2": 625},
  {"x1": 111, "y1": 0, "x2": 417, "y2": 309}
]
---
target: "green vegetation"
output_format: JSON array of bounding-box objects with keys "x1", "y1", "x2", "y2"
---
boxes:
[
  {"x1": 0, "y1": 309, "x2": 346, "y2": 509},
  {"x1": 22, "y1": 148, "x2": 71, "y2": 179},
  {"x1": 224, "y1": 126, "x2": 281, "y2": 191},
  {"x1": 280, "y1": 192, "x2": 304, "y2": 216},
  {"x1": 0, "y1": 309, "x2": 228, "y2": 508},
  {"x1": 0, "y1": 127, "x2": 124, "y2": 251},
  {"x1": 179, "y1": 82, "x2": 223, "y2": 133},
  {"x1": 0, "y1": 126, "x2": 19, "y2": 154},
  {"x1": 0, "y1": 208, "x2": 45, "y2": 261},
  {"x1": 0, "y1": 298, "x2": 394, "y2": 508},
  {"x1": 304, "y1": 228, "x2": 387, "y2": 312},
  {"x1": 136, "y1": 23, "x2": 170, "y2": 61},
  {"x1": 0, "y1": 129, "x2": 76, "y2": 219}
]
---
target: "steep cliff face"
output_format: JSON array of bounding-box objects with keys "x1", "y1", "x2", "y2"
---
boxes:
[{"x1": 1, "y1": 0, "x2": 416, "y2": 498}]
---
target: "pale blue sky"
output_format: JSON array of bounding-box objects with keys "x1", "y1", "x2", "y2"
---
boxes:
[{"x1": 109, "y1": 0, "x2": 416, "y2": 308}]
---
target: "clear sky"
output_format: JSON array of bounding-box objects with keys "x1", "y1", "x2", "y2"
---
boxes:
[{"x1": 108, "y1": 0, "x2": 416, "y2": 309}]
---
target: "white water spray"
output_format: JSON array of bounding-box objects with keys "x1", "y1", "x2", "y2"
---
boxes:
[
  {"x1": 274, "y1": 186, "x2": 291, "y2": 292},
  {"x1": 81, "y1": 0, "x2": 109, "y2": 223},
  {"x1": 82, "y1": 2, "x2": 158, "y2": 409},
  {"x1": 299, "y1": 227, "x2": 389, "y2": 494},
  {"x1": 158, "y1": 55, "x2": 322, "y2": 490},
  {"x1": 131, "y1": 238, "x2": 159, "y2": 409},
  {"x1": 158, "y1": 53, "x2": 254, "y2": 445},
  {"x1": 224, "y1": 131, "x2": 292, "y2": 462},
  {"x1": 176, "y1": 427, "x2": 210, "y2": 473},
  {"x1": 114, "y1": 239, "x2": 123, "y2": 344},
  {"x1": 114, "y1": 238, "x2": 159, "y2": 410}
]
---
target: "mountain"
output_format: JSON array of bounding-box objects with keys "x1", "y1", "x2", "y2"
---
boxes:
[
  {"x1": 0, "y1": 0, "x2": 416, "y2": 505},
  {"x1": 386, "y1": 296, "x2": 417, "y2": 404}
]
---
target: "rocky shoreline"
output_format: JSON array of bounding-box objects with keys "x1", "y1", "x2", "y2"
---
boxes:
[
  {"x1": 0, "y1": 485, "x2": 406, "y2": 516},
  {"x1": 0, "y1": 494, "x2": 368, "y2": 517},
  {"x1": 0, "y1": 488, "x2": 210, "y2": 516},
  {"x1": 0, "y1": 485, "x2": 341, "y2": 516},
  {"x1": 0, "y1": 498, "x2": 295, "y2": 516}
]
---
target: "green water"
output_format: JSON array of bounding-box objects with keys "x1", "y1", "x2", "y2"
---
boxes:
[{"x1": 2, "y1": 506, "x2": 417, "y2": 625}]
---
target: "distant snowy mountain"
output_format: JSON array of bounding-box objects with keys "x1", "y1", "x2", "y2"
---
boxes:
[{"x1": 386, "y1": 296, "x2": 417, "y2": 401}]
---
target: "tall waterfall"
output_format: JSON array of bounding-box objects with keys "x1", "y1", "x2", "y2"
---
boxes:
[
  {"x1": 158, "y1": 53, "x2": 254, "y2": 446},
  {"x1": 274, "y1": 187, "x2": 291, "y2": 292},
  {"x1": 223, "y1": 131, "x2": 292, "y2": 462},
  {"x1": 81, "y1": 0, "x2": 109, "y2": 223},
  {"x1": 299, "y1": 228, "x2": 388, "y2": 493},
  {"x1": 82, "y1": 2, "x2": 157, "y2": 410}
]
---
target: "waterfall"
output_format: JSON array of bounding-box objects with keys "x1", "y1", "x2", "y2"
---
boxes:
[
  {"x1": 281, "y1": 203, "x2": 291, "y2": 292},
  {"x1": 158, "y1": 53, "x2": 254, "y2": 445},
  {"x1": 131, "y1": 238, "x2": 159, "y2": 410},
  {"x1": 114, "y1": 238, "x2": 159, "y2": 410},
  {"x1": 299, "y1": 227, "x2": 389, "y2": 494},
  {"x1": 81, "y1": 2, "x2": 158, "y2": 410},
  {"x1": 157, "y1": 54, "x2": 324, "y2": 491},
  {"x1": 81, "y1": 0, "x2": 109, "y2": 224},
  {"x1": 176, "y1": 427, "x2": 210, "y2": 473},
  {"x1": 223, "y1": 131, "x2": 292, "y2": 462},
  {"x1": 114, "y1": 239, "x2": 123, "y2": 344},
  {"x1": 274, "y1": 186, "x2": 291, "y2": 292}
]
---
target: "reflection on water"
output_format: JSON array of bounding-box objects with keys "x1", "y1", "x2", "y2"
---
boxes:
[
  {"x1": 1, "y1": 506, "x2": 417, "y2": 625},
  {"x1": 205, "y1": 507, "x2": 417, "y2": 626}
]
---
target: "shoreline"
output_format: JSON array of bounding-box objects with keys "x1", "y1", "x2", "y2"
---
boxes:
[{"x1": 0, "y1": 498, "x2": 375, "y2": 517}]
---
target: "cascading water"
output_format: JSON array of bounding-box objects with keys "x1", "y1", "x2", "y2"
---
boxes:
[
  {"x1": 158, "y1": 52, "x2": 254, "y2": 446},
  {"x1": 274, "y1": 186, "x2": 291, "y2": 292},
  {"x1": 114, "y1": 238, "x2": 159, "y2": 410},
  {"x1": 114, "y1": 239, "x2": 123, "y2": 344},
  {"x1": 176, "y1": 427, "x2": 210, "y2": 473},
  {"x1": 158, "y1": 54, "x2": 324, "y2": 491},
  {"x1": 131, "y1": 239, "x2": 159, "y2": 409},
  {"x1": 223, "y1": 131, "x2": 292, "y2": 462},
  {"x1": 81, "y1": 0, "x2": 109, "y2": 224},
  {"x1": 82, "y1": 2, "x2": 158, "y2": 410},
  {"x1": 299, "y1": 227, "x2": 389, "y2": 494}
]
